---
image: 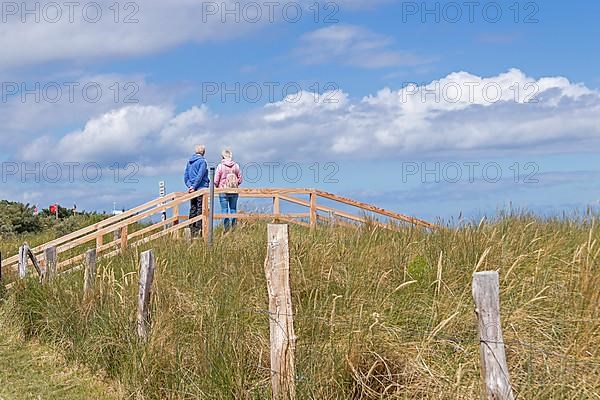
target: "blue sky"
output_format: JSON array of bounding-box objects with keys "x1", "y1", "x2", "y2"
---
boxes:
[{"x1": 1, "y1": 0, "x2": 599, "y2": 221}]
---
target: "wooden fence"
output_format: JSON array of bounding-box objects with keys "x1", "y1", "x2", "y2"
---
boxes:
[{"x1": 1, "y1": 188, "x2": 434, "y2": 284}]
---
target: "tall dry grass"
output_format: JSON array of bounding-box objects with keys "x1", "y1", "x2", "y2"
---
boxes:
[{"x1": 3, "y1": 215, "x2": 599, "y2": 399}]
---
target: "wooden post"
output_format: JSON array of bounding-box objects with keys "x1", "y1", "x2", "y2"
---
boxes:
[
  {"x1": 96, "y1": 234, "x2": 103, "y2": 251},
  {"x1": 309, "y1": 192, "x2": 317, "y2": 230},
  {"x1": 84, "y1": 249, "x2": 97, "y2": 294},
  {"x1": 183, "y1": 227, "x2": 192, "y2": 243},
  {"x1": 264, "y1": 224, "x2": 296, "y2": 400},
  {"x1": 26, "y1": 248, "x2": 42, "y2": 279},
  {"x1": 18, "y1": 243, "x2": 28, "y2": 279},
  {"x1": 137, "y1": 250, "x2": 156, "y2": 341},
  {"x1": 273, "y1": 195, "x2": 281, "y2": 222},
  {"x1": 120, "y1": 225, "x2": 128, "y2": 252},
  {"x1": 43, "y1": 246, "x2": 57, "y2": 284},
  {"x1": 472, "y1": 271, "x2": 515, "y2": 400},
  {"x1": 172, "y1": 205, "x2": 179, "y2": 227},
  {"x1": 172, "y1": 206, "x2": 180, "y2": 238},
  {"x1": 328, "y1": 210, "x2": 336, "y2": 227},
  {"x1": 202, "y1": 193, "x2": 209, "y2": 240}
]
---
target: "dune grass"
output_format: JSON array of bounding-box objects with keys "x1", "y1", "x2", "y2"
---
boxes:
[
  {"x1": 1, "y1": 215, "x2": 599, "y2": 399},
  {"x1": 0, "y1": 306, "x2": 121, "y2": 399}
]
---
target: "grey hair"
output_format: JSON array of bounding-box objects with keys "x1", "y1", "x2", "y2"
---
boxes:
[
  {"x1": 221, "y1": 148, "x2": 233, "y2": 159},
  {"x1": 195, "y1": 144, "x2": 206, "y2": 155}
]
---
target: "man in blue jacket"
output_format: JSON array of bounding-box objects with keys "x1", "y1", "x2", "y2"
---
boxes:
[{"x1": 184, "y1": 144, "x2": 210, "y2": 237}]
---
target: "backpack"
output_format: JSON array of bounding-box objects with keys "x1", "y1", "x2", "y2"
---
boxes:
[{"x1": 223, "y1": 165, "x2": 239, "y2": 189}]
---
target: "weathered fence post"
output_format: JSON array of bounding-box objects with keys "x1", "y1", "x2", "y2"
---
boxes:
[
  {"x1": 309, "y1": 192, "x2": 317, "y2": 230},
  {"x1": 264, "y1": 224, "x2": 296, "y2": 400},
  {"x1": 27, "y1": 248, "x2": 42, "y2": 281},
  {"x1": 183, "y1": 227, "x2": 192, "y2": 243},
  {"x1": 18, "y1": 243, "x2": 28, "y2": 279},
  {"x1": 120, "y1": 226, "x2": 128, "y2": 252},
  {"x1": 43, "y1": 246, "x2": 57, "y2": 284},
  {"x1": 84, "y1": 249, "x2": 97, "y2": 294},
  {"x1": 137, "y1": 250, "x2": 156, "y2": 341},
  {"x1": 472, "y1": 271, "x2": 515, "y2": 400},
  {"x1": 328, "y1": 210, "x2": 336, "y2": 227}
]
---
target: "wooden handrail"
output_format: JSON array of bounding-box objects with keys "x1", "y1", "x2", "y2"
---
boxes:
[
  {"x1": 315, "y1": 189, "x2": 435, "y2": 229},
  {"x1": 3, "y1": 188, "x2": 433, "y2": 281}
]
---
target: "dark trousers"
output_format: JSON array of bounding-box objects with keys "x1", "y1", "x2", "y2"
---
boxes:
[{"x1": 189, "y1": 197, "x2": 203, "y2": 237}]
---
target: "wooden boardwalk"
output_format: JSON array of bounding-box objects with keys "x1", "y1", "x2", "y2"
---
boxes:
[{"x1": 1, "y1": 188, "x2": 434, "y2": 280}]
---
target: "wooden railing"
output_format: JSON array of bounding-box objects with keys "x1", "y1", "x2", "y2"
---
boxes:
[{"x1": 1, "y1": 188, "x2": 434, "y2": 281}]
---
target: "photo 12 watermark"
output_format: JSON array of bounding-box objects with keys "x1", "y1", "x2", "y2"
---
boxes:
[
  {"x1": 240, "y1": 161, "x2": 340, "y2": 184},
  {"x1": 1, "y1": 1, "x2": 140, "y2": 23},
  {"x1": 201, "y1": 81, "x2": 341, "y2": 104},
  {"x1": 1, "y1": 81, "x2": 139, "y2": 104},
  {"x1": 1, "y1": 162, "x2": 140, "y2": 184},
  {"x1": 400, "y1": 1, "x2": 540, "y2": 24},
  {"x1": 200, "y1": 1, "x2": 340, "y2": 24},
  {"x1": 400, "y1": 80, "x2": 540, "y2": 104},
  {"x1": 401, "y1": 162, "x2": 540, "y2": 184}
]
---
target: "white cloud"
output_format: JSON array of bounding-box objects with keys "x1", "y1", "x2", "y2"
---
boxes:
[
  {"x1": 19, "y1": 69, "x2": 600, "y2": 171},
  {"x1": 0, "y1": 72, "x2": 175, "y2": 151},
  {"x1": 0, "y1": 0, "x2": 295, "y2": 70},
  {"x1": 0, "y1": 1, "x2": 397, "y2": 70},
  {"x1": 295, "y1": 25, "x2": 428, "y2": 68}
]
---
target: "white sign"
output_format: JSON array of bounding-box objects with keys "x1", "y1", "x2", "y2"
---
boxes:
[{"x1": 159, "y1": 181, "x2": 166, "y2": 197}]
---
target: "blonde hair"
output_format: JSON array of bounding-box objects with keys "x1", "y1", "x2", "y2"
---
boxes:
[
  {"x1": 195, "y1": 144, "x2": 205, "y2": 155},
  {"x1": 221, "y1": 148, "x2": 233, "y2": 160}
]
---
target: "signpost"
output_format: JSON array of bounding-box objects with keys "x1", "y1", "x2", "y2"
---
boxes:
[{"x1": 159, "y1": 181, "x2": 167, "y2": 228}]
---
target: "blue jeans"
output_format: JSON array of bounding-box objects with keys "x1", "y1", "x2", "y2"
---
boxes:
[{"x1": 219, "y1": 193, "x2": 239, "y2": 230}]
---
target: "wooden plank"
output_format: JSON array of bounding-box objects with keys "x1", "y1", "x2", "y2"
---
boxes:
[
  {"x1": 472, "y1": 271, "x2": 515, "y2": 400},
  {"x1": 96, "y1": 234, "x2": 103, "y2": 250},
  {"x1": 43, "y1": 246, "x2": 57, "y2": 284},
  {"x1": 137, "y1": 250, "x2": 156, "y2": 341},
  {"x1": 264, "y1": 224, "x2": 296, "y2": 400},
  {"x1": 128, "y1": 217, "x2": 177, "y2": 241},
  {"x1": 120, "y1": 226, "x2": 128, "y2": 252},
  {"x1": 316, "y1": 215, "x2": 358, "y2": 230},
  {"x1": 280, "y1": 194, "x2": 366, "y2": 224},
  {"x1": 309, "y1": 192, "x2": 317, "y2": 229},
  {"x1": 213, "y1": 213, "x2": 309, "y2": 220},
  {"x1": 18, "y1": 244, "x2": 28, "y2": 279},
  {"x1": 172, "y1": 205, "x2": 180, "y2": 236},
  {"x1": 214, "y1": 188, "x2": 313, "y2": 195},
  {"x1": 315, "y1": 190, "x2": 436, "y2": 229},
  {"x1": 26, "y1": 248, "x2": 42, "y2": 279},
  {"x1": 58, "y1": 215, "x2": 206, "y2": 271},
  {"x1": 202, "y1": 193, "x2": 209, "y2": 240},
  {"x1": 2, "y1": 192, "x2": 181, "y2": 267},
  {"x1": 84, "y1": 249, "x2": 97, "y2": 294},
  {"x1": 278, "y1": 218, "x2": 310, "y2": 229},
  {"x1": 4, "y1": 188, "x2": 309, "y2": 269},
  {"x1": 273, "y1": 195, "x2": 281, "y2": 222},
  {"x1": 3, "y1": 190, "x2": 202, "y2": 270}
]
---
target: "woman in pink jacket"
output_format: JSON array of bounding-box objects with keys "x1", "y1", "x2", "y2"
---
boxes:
[{"x1": 214, "y1": 149, "x2": 243, "y2": 231}]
